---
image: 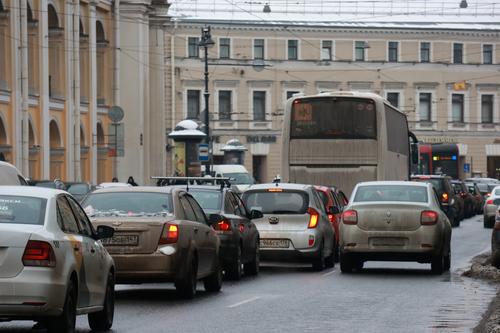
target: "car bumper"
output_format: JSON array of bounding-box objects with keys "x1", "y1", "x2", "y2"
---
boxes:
[
  {"x1": 484, "y1": 204, "x2": 498, "y2": 219},
  {"x1": 0, "y1": 268, "x2": 67, "y2": 319},
  {"x1": 258, "y1": 230, "x2": 322, "y2": 262},
  {"x1": 218, "y1": 234, "x2": 239, "y2": 265}
]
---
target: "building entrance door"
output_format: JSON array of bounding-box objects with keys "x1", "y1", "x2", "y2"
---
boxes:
[{"x1": 487, "y1": 156, "x2": 500, "y2": 180}]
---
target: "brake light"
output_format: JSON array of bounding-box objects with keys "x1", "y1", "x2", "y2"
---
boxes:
[
  {"x1": 159, "y1": 224, "x2": 179, "y2": 244},
  {"x1": 487, "y1": 199, "x2": 494, "y2": 205},
  {"x1": 460, "y1": 192, "x2": 467, "y2": 198},
  {"x1": 328, "y1": 214, "x2": 336, "y2": 223},
  {"x1": 268, "y1": 188, "x2": 283, "y2": 192},
  {"x1": 441, "y1": 193, "x2": 449, "y2": 203},
  {"x1": 487, "y1": 193, "x2": 491, "y2": 198},
  {"x1": 213, "y1": 219, "x2": 232, "y2": 232},
  {"x1": 342, "y1": 210, "x2": 358, "y2": 225},
  {"x1": 421, "y1": 210, "x2": 438, "y2": 225},
  {"x1": 22, "y1": 240, "x2": 56, "y2": 267},
  {"x1": 307, "y1": 207, "x2": 319, "y2": 228}
]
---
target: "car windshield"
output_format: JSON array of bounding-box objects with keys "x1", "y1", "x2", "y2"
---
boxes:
[
  {"x1": 354, "y1": 185, "x2": 428, "y2": 203},
  {"x1": 189, "y1": 190, "x2": 222, "y2": 211},
  {"x1": 83, "y1": 192, "x2": 172, "y2": 217},
  {"x1": 494, "y1": 188, "x2": 500, "y2": 196},
  {"x1": 242, "y1": 190, "x2": 308, "y2": 214},
  {"x1": 413, "y1": 178, "x2": 444, "y2": 194},
  {"x1": 66, "y1": 183, "x2": 89, "y2": 195},
  {"x1": 225, "y1": 173, "x2": 254, "y2": 185},
  {"x1": 0, "y1": 195, "x2": 46, "y2": 225}
]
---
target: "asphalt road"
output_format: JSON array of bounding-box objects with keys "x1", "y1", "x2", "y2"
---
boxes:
[{"x1": 1, "y1": 214, "x2": 497, "y2": 333}]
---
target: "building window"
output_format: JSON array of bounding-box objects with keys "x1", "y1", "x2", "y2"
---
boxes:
[
  {"x1": 254, "y1": 39, "x2": 264, "y2": 60},
  {"x1": 483, "y1": 44, "x2": 493, "y2": 64},
  {"x1": 481, "y1": 94, "x2": 494, "y2": 124},
  {"x1": 420, "y1": 42, "x2": 430, "y2": 63},
  {"x1": 419, "y1": 93, "x2": 432, "y2": 122},
  {"x1": 286, "y1": 91, "x2": 299, "y2": 100},
  {"x1": 219, "y1": 38, "x2": 230, "y2": 59},
  {"x1": 288, "y1": 40, "x2": 298, "y2": 60},
  {"x1": 452, "y1": 94, "x2": 464, "y2": 122},
  {"x1": 187, "y1": 90, "x2": 200, "y2": 119},
  {"x1": 253, "y1": 91, "x2": 266, "y2": 121},
  {"x1": 387, "y1": 92, "x2": 399, "y2": 108},
  {"x1": 388, "y1": 41, "x2": 398, "y2": 62},
  {"x1": 218, "y1": 90, "x2": 232, "y2": 120},
  {"x1": 355, "y1": 41, "x2": 366, "y2": 61},
  {"x1": 188, "y1": 37, "x2": 199, "y2": 58},
  {"x1": 453, "y1": 43, "x2": 463, "y2": 64},
  {"x1": 321, "y1": 40, "x2": 332, "y2": 60}
]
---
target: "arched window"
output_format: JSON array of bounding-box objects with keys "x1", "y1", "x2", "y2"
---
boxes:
[
  {"x1": 96, "y1": 21, "x2": 107, "y2": 105},
  {"x1": 48, "y1": 4, "x2": 63, "y2": 98},
  {"x1": 79, "y1": 19, "x2": 84, "y2": 36},
  {"x1": 0, "y1": 115, "x2": 7, "y2": 146},
  {"x1": 80, "y1": 125, "x2": 86, "y2": 147},
  {"x1": 0, "y1": 1, "x2": 4, "y2": 12},
  {"x1": 28, "y1": 120, "x2": 35, "y2": 147},
  {"x1": 49, "y1": 120, "x2": 62, "y2": 148},
  {"x1": 48, "y1": 4, "x2": 59, "y2": 29},
  {"x1": 96, "y1": 21, "x2": 106, "y2": 43},
  {"x1": 27, "y1": 3, "x2": 34, "y2": 22},
  {"x1": 96, "y1": 123, "x2": 105, "y2": 146}
]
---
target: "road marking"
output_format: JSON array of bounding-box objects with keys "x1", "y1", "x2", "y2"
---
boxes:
[
  {"x1": 227, "y1": 296, "x2": 261, "y2": 308},
  {"x1": 321, "y1": 269, "x2": 336, "y2": 277}
]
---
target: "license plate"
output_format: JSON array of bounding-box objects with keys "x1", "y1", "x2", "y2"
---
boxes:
[
  {"x1": 260, "y1": 239, "x2": 289, "y2": 248},
  {"x1": 102, "y1": 234, "x2": 139, "y2": 246},
  {"x1": 370, "y1": 237, "x2": 406, "y2": 247}
]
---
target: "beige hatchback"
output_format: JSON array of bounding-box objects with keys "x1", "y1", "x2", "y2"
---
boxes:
[
  {"x1": 82, "y1": 186, "x2": 222, "y2": 299},
  {"x1": 339, "y1": 181, "x2": 452, "y2": 274}
]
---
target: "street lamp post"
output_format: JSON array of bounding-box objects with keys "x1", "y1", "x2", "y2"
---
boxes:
[{"x1": 199, "y1": 26, "x2": 215, "y2": 175}]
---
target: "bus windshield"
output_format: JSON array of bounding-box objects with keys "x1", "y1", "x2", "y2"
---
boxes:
[{"x1": 290, "y1": 97, "x2": 377, "y2": 139}]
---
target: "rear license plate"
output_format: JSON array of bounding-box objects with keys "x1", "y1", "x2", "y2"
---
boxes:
[
  {"x1": 370, "y1": 237, "x2": 406, "y2": 247},
  {"x1": 102, "y1": 234, "x2": 139, "y2": 246},
  {"x1": 260, "y1": 239, "x2": 289, "y2": 248}
]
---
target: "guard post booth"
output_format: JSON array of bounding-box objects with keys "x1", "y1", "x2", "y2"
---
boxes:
[
  {"x1": 168, "y1": 120, "x2": 206, "y2": 177},
  {"x1": 221, "y1": 139, "x2": 247, "y2": 165}
]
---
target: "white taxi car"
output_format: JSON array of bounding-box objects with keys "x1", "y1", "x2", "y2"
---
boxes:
[{"x1": 0, "y1": 186, "x2": 115, "y2": 333}]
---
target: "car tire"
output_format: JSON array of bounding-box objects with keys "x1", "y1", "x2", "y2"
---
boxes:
[
  {"x1": 340, "y1": 252, "x2": 353, "y2": 273},
  {"x1": 48, "y1": 281, "x2": 77, "y2": 333},
  {"x1": 204, "y1": 257, "x2": 223, "y2": 292},
  {"x1": 176, "y1": 258, "x2": 197, "y2": 299},
  {"x1": 88, "y1": 272, "x2": 115, "y2": 331},
  {"x1": 243, "y1": 241, "x2": 260, "y2": 276},
  {"x1": 484, "y1": 217, "x2": 495, "y2": 229},
  {"x1": 312, "y1": 243, "x2": 325, "y2": 271},
  {"x1": 431, "y1": 252, "x2": 444, "y2": 274},
  {"x1": 226, "y1": 246, "x2": 242, "y2": 280},
  {"x1": 444, "y1": 246, "x2": 451, "y2": 271},
  {"x1": 492, "y1": 252, "x2": 500, "y2": 269}
]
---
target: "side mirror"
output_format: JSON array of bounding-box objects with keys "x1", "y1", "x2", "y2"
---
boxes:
[
  {"x1": 96, "y1": 225, "x2": 114, "y2": 240},
  {"x1": 329, "y1": 206, "x2": 340, "y2": 215},
  {"x1": 249, "y1": 209, "x2": 264, "y2": 220},
  {"x1": 208, "y1": 213, "x2": 224, "y2": 225}
]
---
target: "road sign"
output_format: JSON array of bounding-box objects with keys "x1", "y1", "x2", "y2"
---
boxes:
[
  {"x1": 198, "y1": 143, "x2": 209, "y2": 162},
  {"x1": 108, "y1": 105, "x2": 124, "y2": 123},
  {"x1": 464, "y1": 163, "x2": 470, "y2": 173}
]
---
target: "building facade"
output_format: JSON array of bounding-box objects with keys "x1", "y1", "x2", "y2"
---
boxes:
[{"x1": 166, "y1": 2, "x2": 500, "y2": 181}]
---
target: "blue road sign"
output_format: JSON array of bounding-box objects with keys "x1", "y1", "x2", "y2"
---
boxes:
[
  {"x1": 198, "y1": 144, "x2": 209, "y2": 162},
  {"x1": 464, "y1": 163, "x2": 470, "y2": 173}
]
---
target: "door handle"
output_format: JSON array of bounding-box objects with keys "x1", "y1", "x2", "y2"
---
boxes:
[
  {"x1": 90, "y1": 248, "x2": 96, "y2": 254},
  {"x1": 194, "y1": 228, "x2": 198, "y2": 233}
]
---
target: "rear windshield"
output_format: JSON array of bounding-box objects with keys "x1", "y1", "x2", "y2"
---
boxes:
[
  {"x1": 189, "y1": 190, "x2": 222, "y2": 211},
  {"x1": 412, "y1": 178, "x2": 444, "y2": 194},
  {"x1": 0, "y1": 195, "x2": 46, "y2": 225},
  {"x1": 466, "y1": 185, "x2": 477, "y2": 194},
  {"x1": 354, "y1": 185, "x2": 428, "y2": 203},
  {"x1": 83, "y1": 192, "x2": 172, "y2": 217},
  {"x1": 67, "y1": 184, "x2": 90, "y2": 195},
  {"x1": 242, "y1": 190, "x2": 308, "y2": 214},
  {"x1": 290, "y1": 97, "x2": 377, "y2": 139},
  {"x1": 451, "y1": 183, "x2": 462, "y2": 193},
  {"x1": 494, "y1": 188, "x2": 500, "y2": 196}
]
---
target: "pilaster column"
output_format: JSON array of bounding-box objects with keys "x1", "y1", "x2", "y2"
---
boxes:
[
  {"x1": 73, "y1": 0, "x2": 81, "y2": 181},
  {"x1": 10, "y1": 0, "x2": 21, "y2": 168},
  {"x1": 89, "y1": 0, "x2": 97, "y2": 184},
  {"x1": 39, "y1": 0, "x2": 50, "y2": 179},
  {"x1": 65, "y1": 0, "x2": 74, "y2": 180},
  {"x1": 20, "y1": 0, "x2": 29, "y2": 176}
]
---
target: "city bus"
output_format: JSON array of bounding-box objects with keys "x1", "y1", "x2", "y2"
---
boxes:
[
  {"x1": 281, "y1": 91, "x2": 415, "y2": 196},
  {"x1": 417, "y1": 143, "x2": 460, "y2": 179}
]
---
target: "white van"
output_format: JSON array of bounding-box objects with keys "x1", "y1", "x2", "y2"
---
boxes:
[
  {"x1": 0, "y1": 161, "x2": 28, "y2": 185},
  {"x1": 209, "y1": 164, "x2": 255, "y2": 193}
]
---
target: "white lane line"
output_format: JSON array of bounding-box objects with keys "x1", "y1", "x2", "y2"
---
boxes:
[
  {"x1": 227, "y1": 296, "x2": 261, "y2": 308},
  {"x1": 321, "y1": 269, "x2": 336, "y2": 277}
]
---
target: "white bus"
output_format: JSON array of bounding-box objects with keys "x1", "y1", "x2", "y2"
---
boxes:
[{"x1": 281, "y1": 91, "x2": 414, "y2": 196}]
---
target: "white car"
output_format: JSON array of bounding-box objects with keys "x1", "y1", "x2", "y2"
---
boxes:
[
  {"x1": 97, "y1": 182, "x2": 132, "y2": 189},
  {"x1": 484, "y1": 185, "x2": 500, "y2": 228},
  {"x1": 0, "y1": 186, "x2": 115, "y2": 332}
]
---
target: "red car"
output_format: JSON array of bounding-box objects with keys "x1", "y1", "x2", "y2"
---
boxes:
[{"x1": 314, "y1": 186, "x2": 349, "y2": 262}]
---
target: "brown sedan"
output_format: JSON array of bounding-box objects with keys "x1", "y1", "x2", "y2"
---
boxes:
[{"x1": 82, "y1": 186, "x2": 222, "y2": 299}]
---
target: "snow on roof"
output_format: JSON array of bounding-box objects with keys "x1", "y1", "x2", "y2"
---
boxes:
[{"x1": 169, "y1": 0, "x2": 500, "y2": 29}]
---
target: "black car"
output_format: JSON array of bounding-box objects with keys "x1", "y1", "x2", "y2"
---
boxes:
[
  {"x1": 170, "y1": 184, "x2": 262, "y2": 280},
  {"x1": 451, "y1": 180, "x2": 475, "y2": 218},
  {"x1": 411, "y1": 175, "x2": 461, "y2": 227},
  {"x1": 465, "y1": 182, "x2": 484, "y2": 214}
]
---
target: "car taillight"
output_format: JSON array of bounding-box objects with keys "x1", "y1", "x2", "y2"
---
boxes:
[
  {"x1": 22, "y1": 240, "x2": 56, "y2": 267},
  {"x1": 487, "y1": 199, "x2": 494, "y2": 205},
  {"x1": 213, "y1": 219, "x2": 232, "y2": 232},
  {"x1": 328, "y1": 214, "x2": 336, "y2": 223},
  {"x1": 421, "y1": 210, "x2": 438, "y2": 225},
  {"x1": 342, "y1": 209, "x2": 358, "y2": 225},
  {"x1": 460, "y1": 192, "x2": 467, "y2": 198},
  {"x1": 307, "y1": 207, "x2": 319, "y2": 228},
  {"x1": 159, "y1": 224, "x2": 179, "y2": 244},
  {"x1": 441, "y1": 193, "x2": 449, "y2": 203}
]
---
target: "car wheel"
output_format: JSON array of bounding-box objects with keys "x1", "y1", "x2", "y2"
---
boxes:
[
  {"x1": 340, "y1": 252, "x2": 353, "y2": 273},
  {"x1": 444, "y1": 245, "x2": 451, "y2": 271},
  {"x1": 244, "y1": 241, "x2": 260, "y2": 276},
  {"x1": 176, "y1": 257, "x2": 197, "y2": 299},
  {"x1": 48, "y1": 281, "x2": 77, "y2": 333},
  {"x1": 204, "y1": 257, "x2": 223, "y2": 292},
  {"x1": 431, "y1": 252, "x2": 444, "y2": 274},
  {"x1": 491, "y1": 252, "x2": 500, "y2": 269},
  {"x1": 484, "y1": 217, "x2": 494, "y2": 228},
  {"x1": 312, "y1": 243, "x2": 325, "y2": 271},
  {"x1": 226, "y1": 246, "x2": 242, "y2": 280},
  {"x1": 88, "y1": 272, "x2": 115, "y2": 331}
]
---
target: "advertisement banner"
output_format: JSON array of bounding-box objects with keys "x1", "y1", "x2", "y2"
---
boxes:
[{"x1": 174, "y1": 142, "x2": 186, "y2": 176}]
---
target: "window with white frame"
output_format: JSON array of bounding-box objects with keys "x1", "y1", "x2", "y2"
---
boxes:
[
  {"x1": 386, "y1": 92, "x2": 399, "y2": 108},
  {"x1": 321, "y1": 41, "x2": 332, "y2": 60},
  {"x1": 481, "y1": 94, "x2": 494, "y2": 124},
  {"x1": 219, "y1": 38, "x2": 230, "y2": 59},
  {"x1": 188, "y1": 37, "x2": 199, "y2": 58},
  {"x1": 286, "y1": 91, "x2": 300, "y2": 100},
  {"x1": 187, "y1": 90, "x2": 200, "y2": 119},
  {"x1": 218, "y1": 90, "x2": 232, "y2": 120},
  {"x1": 420, "y1": 42, "x2": 430, "y2": 63},
  {"x1": 388, "y1": 41, "x2": 398, "y2": 62},
  {"x1": 288, "y1": 40, "x2": 298, "y2": 60},
  {"x1": 355, "y1": 41, "x2": 366, "y2": 61},
  {"x1": 483, "y1": 44, "x2": 493, "y2": 64},
  {"x1": 254, "y1": 39, "x2": 264, "y2": 60},
  {"x1": 451, "y1": 94, "x2": 464, "y2": 122},
  {"x1": 419, "y1": 93, "x2": 432, "y2": 122},
  {"x1": 253, "y1": 91, "x2": 266, "y2": 121},
  {"x1": 453, "y1": 43, "x2": 463, "y2": 64}
]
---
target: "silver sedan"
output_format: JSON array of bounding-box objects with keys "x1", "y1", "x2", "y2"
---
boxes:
[{"x1": 339, "y1": 181, "x2": 452, "y2": 274}]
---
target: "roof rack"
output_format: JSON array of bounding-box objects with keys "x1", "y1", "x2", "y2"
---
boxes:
[{"x1": 151, "y1": 176, "x2": 233, "y2": 191}]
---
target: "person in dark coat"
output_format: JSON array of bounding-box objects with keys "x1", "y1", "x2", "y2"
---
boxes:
[{"x1": 127, "y1": 176, "x2": 138, "y2": 186}]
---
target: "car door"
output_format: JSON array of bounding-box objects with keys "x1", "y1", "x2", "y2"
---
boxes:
[
  {"x1": 311, "y1": 189, "x2": 334, "y2": 253},
  {"x1": 56, "y1": 195, "x2": 91, "y2": 308},
  {"x1": 229, "y1": 191, "x2": 255, "y2": 262},
  {"x1": 179, "y1": 194, "x2": 206, "y2": 274},
  {"x1": 67, "y1": 195, "x2": 108, "y2": 307}
]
